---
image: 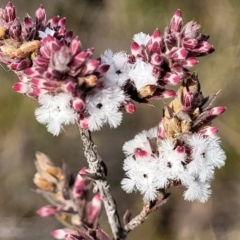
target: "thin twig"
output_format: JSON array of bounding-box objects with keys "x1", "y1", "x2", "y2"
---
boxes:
[
  {"x1": 124, "y1": 191, "x2": 170, "y2": 233},
  {"x1": 79, "y1": 127, "x2": 127, "y2": 240}
]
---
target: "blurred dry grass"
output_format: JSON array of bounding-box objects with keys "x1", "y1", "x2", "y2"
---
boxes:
[{"x1": 0, "y1": 0, "x2": 240, "y2": 239}]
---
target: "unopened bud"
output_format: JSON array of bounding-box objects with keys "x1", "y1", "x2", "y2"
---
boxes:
[
  {"x1": 70, "y1": 37, "x2": 81, "y2": 56},
  {"x1": 87, "y1": 193, "x2": 102, "y2": 224},
  {"x1": 209, "y1": 106, "x2": 226, "y2": 116},
  {"x1": 162, "y1": 89, "x2": 176, "y2": 98},
  {"x1": 151, "y1": 29, "x2": 161, "y2": 42},
  {"x1": 12, "y1": 82, "x2": 31, "y2": 94},
  {"x1": 5, "y1": 2, "x2": 16, "y2": 22},
  {"x1": 79, "y1": 117, "x2": 89, "y2": 130},
  {"x1": 131, "y1": 42, "x2": 142, "y2": 56},
  {"x1": 134, "y1": 148, "x2": 150, "y2": 160},
  {"x1": 35, "y1": 5, "x2": 46, "y2": 23},
  {"x1": 170, "y1": 9, "x2": 182, "y2": 33},
  {"x1": 198, "y1": 126, "x2": 218, "y2": 136},
  {"x1": 72, "y1": 98, "x2": 85, "y2": 112},
  {"x1": 171, "y1": 48, "x2": 188, "y2": 60},
  {"x1": 182, "y1": 38, "x2": 198, "y2": 49},
  {"x1": 175, "y1": 146, "x2": 185, "y2": 154},
  {"x1": 37, "y1": 205, "x2": 58, "y2": 217},
  {"x1": 51, "y1": 229, "x2": 75, "y2": 240},
  {"x1": 125, "y1": 102, "x2": 136, "y2": 114},
  {"x1": 183, "y1": 57, "x2": 199, "y2": 68},
  {"x1": 157, "y1": 118, "x2": 166, "y2": 138},
  {"x1": 163, "y1": 72, "x2": 181, "y2": 85},
  {"x1": 193, "y1": 42, "x2": 214, "y2": 54},
  {"x1": 150, "y1": 53, "x2": 162, "y2": 65}
]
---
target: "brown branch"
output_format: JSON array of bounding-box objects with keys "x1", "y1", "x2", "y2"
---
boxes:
[
  {"x1": 79, "y1": 127, "x2": 127, "y2": 240},
  {"x1": 124, "y1": 191, "x2": 170, "y2": 233}
]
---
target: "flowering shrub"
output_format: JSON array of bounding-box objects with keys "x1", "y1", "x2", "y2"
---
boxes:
[{"x1": 0, "y1": 2, "x2": 226, "y2": 240}]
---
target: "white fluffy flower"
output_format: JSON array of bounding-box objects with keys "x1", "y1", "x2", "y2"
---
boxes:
[
  {"x1": 133, "y1": 32, "x2": 151, "y2": 46},
  {"x1": 129, "y1": 59, "x2": 157, "y2": 90},
  {"x1": 183, "y1": 181, "x2": 212, "y2": 203},
  {"x1": 122, "y1": 156, "x2": 161, "y2": 201},
  {"x1": 85, "y1": 86, "x2": 126, "y2": 131},
  {"x1": 102, "y1": 51, "x2": 131, "y2": 87},
  {"x1": 185, "y1": 134, "x2": 226, "y2": 182},
  {"x1": 101, "y1": 49, "x2": 114, "y2": 65},
  {"x1": 35, "y1": 93, "x2": 77, "y2": 136},
  {"x1": 123, "y1": 127, "x2": 157, "y2": 156},
  {"x1": 38, "y1": 27, "x2": 55, "y2": 39},
  {"x1": 122, "y1": 130, "x2": 226, "y2": 203}
]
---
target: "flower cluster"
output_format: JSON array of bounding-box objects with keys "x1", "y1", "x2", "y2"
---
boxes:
[
  {"x1": 121, "y1": 74, "x2": 226, "y2": 202},
  {"x1": 0, "y1": 3, "x2": 215, "y2": 135},
  {"x1": 33, "y1": 152, "x2": 102, "y2": 239},
  {"x1": 101, "y1": 10, "x2": 214, "y2": 105}
]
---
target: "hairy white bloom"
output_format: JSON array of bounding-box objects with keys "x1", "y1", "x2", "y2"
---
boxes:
[
  {"x1": 185, "y1": 134, "x2": 226, "y2": 182},
  {"x1": 104, "y1": 51, "x2": 131, "y2": 87},
  {"x1": 122, "y1": 130, "x2": 226, "y2": 203},
  {"x1": 122, "y1": 156, "x2": 161, "y2": 201},
  {"x1": 183, "y1": 181, "x2": 212, "y2": 203},
  {"x1": 123, "y1": 127, "x2": 157, "y2": 156},
  {"x1": 35, "y1": 93, "x2": 77, "y2": 136},
  {"x1": 101, "y1": 49, "x2": 114, "y2": 65},
  {"x1": 85, "y1": 87, "x2": 126, "y2": 131},
  {"x1": 38, "y1": 27, "x2": 55, "y2": 39},
  {"x1": 129, "y1": 59, "x2": 157, "y2": 90},
  {"x1": 133, "y1": 32, "x2": 151, "y2": 46}
]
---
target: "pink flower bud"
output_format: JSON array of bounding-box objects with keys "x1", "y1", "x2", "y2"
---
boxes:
[
  {"x1": 35, "y1": 5, "x2": 46, "y2": 23},
  {"x1": 162, "y1": 89, "x2": 176, "y2": 98},
  {"x1": 134, "y1": 148, "x2": 150, "y2": 160},
  {"x1": 83, "y1": 60, "x2": 100, "y2": 75},
  {"x1": 170, "y1": 9, "x2": 182, "y2": 33},
  {"x1": 131, "y1": 42, "x2": 142, "y2": 56},
  {"x1": 9, "y1": 19, "x2": 21, "y2": 40},
  {"x1": 11, "y1": 58, "x2": 31, "y2": 71},
  {"x1": 157, "y1": 118, "x2": 166, "y2": 139},
  {"x1": 70, "y1": 37, "x2": 81, "y2": 56},
  {"x1": 87, "y1": 193, "x2": 102, "y2": 224},
  {"x1": 79, "y1": 117, "x2": 89, "y2": 130},
  {"x1": 5, "y1": 2, "x2": 16, "y2": 22},
  {"x1": 151, "y1": 29, "x2": 162, "y2": 42},
  {"x1": 193, "y1": 42, "x2": 214, "y2": 54},
  {"x1": 183, "y1": 57, "x2": 199, "y2": 68},
  {"x1": 24, "y1": 68, "x2": 39, "y2": 77},
  {"x1": 37, "y1": 205, "x2": 58, "y2": 217},
  {"x1": 125, "y1": 102, "x2": 136, "y2": 114},
  {"x1": 72, "y1": 98, "x2": 85, "y2": 112},
  {"x1": 65, "y1": 234, "x2": 79, "y2": 240},
  {"x1": 163, "y1": 72, "x2": 181, "y2": 85},
  {"x1": 182, "y1": 38, "x2": 198, "y2": 49},
  {"x1": 24, "y1": 16, "x2": 35, "y2": 30},
  {"x1": 65, "y1": 31, "x2": 73, "y2": 43},
  {"x1": 62, "y1": 80, "x2": 76, "y2": 93},
  {"x1": 58, "y1": 17, "x2": 66, "y2": 27},
  {"x1": 175, "y1": 146, "x2": 185, "y2": 154},
  {"x1": 170, "y1": 48, "x2": 188, "y2": 60},
  {"x1": 48, "y1": 16, "x2": 60, "y2": 28},
  {"x1": 150, "y1": 53, "x2": 162, "y2": 65},
  {"x1": 12, "y1": 82, "x2": 31, "y2": 94},
  {"x1": 183, "y1": 92, "x2": 193, "y2": 110},
  {"x1": 51, "y1": 229, "x2": 76, "y2": 240},
  {"x1": 198, "y1": 126, "x2": 218, "y2": 136},
  {"x1": 96, "y1": 64, "x2": 110, "y2": 77},
  {"x1": 209, "y1": 106, "x2": 226, "y2": 116},
  {"x1": 34, "y1": 56, "x2": 49, "y2": 68}
]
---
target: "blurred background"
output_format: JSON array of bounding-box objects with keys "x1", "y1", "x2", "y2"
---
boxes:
[{"x1": 0, "y1": 0, "x2": 240, "y2": 239}]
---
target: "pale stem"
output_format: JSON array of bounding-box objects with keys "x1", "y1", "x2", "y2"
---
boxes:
[
  {"x1": 124, "y1": 192, "x2": 169, "y2": 233},
  {"x1": 79, "y1": 127, "x2": 127, "y2": 240}
]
